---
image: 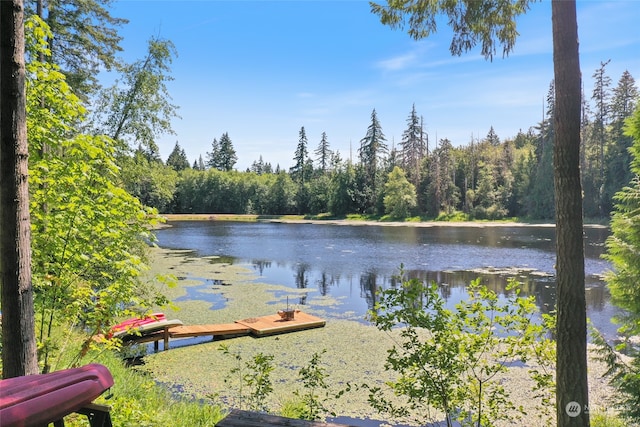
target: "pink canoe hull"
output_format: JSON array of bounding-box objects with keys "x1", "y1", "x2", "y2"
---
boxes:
[
  {"x1": 0, "y1": 363, "x2": 114, "y2": 427},
  {"x1": 109, "y1": 312, "x2": 166, "y2": 337}
]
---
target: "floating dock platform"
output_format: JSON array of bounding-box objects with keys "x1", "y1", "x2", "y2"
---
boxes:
[
  {"x1": 235, "y1": 311, "x2": 326, "y2": 337},
  {"x1": 123, "y1": 311, "x2": 325, "y2": 351}
]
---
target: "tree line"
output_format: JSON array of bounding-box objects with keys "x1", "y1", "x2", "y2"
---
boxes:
[{"x1": 136, "y1": 65, "x2": 637, "y2": 220}]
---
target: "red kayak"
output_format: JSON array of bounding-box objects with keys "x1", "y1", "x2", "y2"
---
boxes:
[
  {"x1": 108, "y1": 312, "x2": 166, "y2": 337},
  {"x1": 0, "y1": 363, "x2": 114, "y2": 427}
]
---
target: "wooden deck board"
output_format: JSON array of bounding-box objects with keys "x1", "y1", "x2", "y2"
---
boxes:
[
  {"x1": 235, "y1": 311, "x2": 326, "y2": 336},
  {"x1": 217, "y1": 409, "x2": 357, "y2": 426},
  {"x1": 169, "y1": 323, "x2": 251, "y2": 338}
]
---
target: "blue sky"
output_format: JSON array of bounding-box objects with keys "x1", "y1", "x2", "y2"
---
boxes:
[{"x1": 106, "y1": 0, "x2": 640, "y2": 171}]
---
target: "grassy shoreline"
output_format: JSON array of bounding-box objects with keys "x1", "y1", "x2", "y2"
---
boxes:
[{"x1": 160, "y1": 213, "x2": 609, "y2": 228}]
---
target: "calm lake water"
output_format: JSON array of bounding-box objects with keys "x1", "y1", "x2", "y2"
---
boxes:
[{"x1": 155, "y1": 221, "x2": 619, "y2": 339}]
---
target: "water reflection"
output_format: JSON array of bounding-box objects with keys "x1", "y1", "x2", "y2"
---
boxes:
[
  {"x1": 250, "y1": 261, "x2": 618, "y2": 339},
  {"x1": 156, "y1": 221, "x2": 618, "y2": 339}
]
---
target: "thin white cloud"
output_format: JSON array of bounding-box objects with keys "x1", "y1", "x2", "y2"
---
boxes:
[{"x1": 376, "y1": 52, "x2": 419, "y2": 71}]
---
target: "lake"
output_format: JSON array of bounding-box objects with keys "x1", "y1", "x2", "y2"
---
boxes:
[{"x1": 155, "y1": 220, "x2": 619, "y2": 339}]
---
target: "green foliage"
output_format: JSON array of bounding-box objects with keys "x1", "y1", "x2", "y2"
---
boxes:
[
  {"x1": 314, "y1": 132, "x2": 333, "y2": 173},
  {"x1": 90, "y1": 36, "x2": 179, "y2": 155},
  {"x1": 119, "y1": 149, "x2": 177, "y2": 211},
  {"x1": 359, "y1": 109, "x2": 388, "y2": 213},
  {"x1": 329, "y1": 163, "x2": 358, "y2": 216},
  {"x1": 594, "y1": 105, "x2": 640, "y2": 423},
  {"x1": 383, "y1": 166, "x2": 417, "y2": 219},
  {"x1": 26, "y1": 0, "x2": 127, "y2": 99},
  {"x1": 61, "y1": 348, "x2": 225, "y2": 427},
  {"x1": 268, "y1": 172, "x2": 298, "y2": 214},
  {"x1": 156, "y1": 68, "x2": 633, "y2": 221},
  {"x1": 604, "y1": 105, "x2": 640, "y2": 336},
  {"x1": 25, "y1": 16, "x2": 169, "y2": 371},
  {"x1": 219, "y1": 344, "x2": 275, "y2": 412},
  {"x1": 367, "y1": 272, "x2": 555, "y2": 427},
  {"x1": 370, "y1": 0, "x2": 533, "y2": 60},
  {"x1": 292, "y1": 350, "x2": 335, "y2": 421},
  {"x1": 291, "y1": 126, "x2": 311, "y2": 185},
  {"x1": 590, "y1": 411, "x2": 628, "y2": 427},
  {"x1": 166, "y1": 141, "x2": 191, "y2": 172},
  {"x1": 207, "y1": 133, "x2": 238, "y2": 172},
  {"x1": 591, "y1": 330, "x2": 640, "y2": 423},
  {"x1": 217, "y1": 345, "x2": 342, "y2": 421}
]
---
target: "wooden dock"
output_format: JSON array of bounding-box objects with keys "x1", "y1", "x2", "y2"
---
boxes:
[
  {"x1": 124, "y1": 311, "x2": 325, "y2": 351},
  {"x1": 235, "y1": 311, "x2": 326, "y2": 337},
  {"x1": 168, "y1": 323, "x2": 251, "y2": 339}
]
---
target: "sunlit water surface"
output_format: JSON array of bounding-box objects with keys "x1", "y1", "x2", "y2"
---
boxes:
[{"x1": 155, "y1": 221, "x2": 618, "y2": 341}]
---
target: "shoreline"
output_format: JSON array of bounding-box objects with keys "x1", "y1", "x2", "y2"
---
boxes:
[{"x1": 161, "y1": 213, "x2": 608, "y2": 229}]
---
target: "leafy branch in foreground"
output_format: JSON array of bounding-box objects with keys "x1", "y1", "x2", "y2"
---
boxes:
[
  {"x1": 367, "y1": 271, "x2": 555, "y2": 427},
  {"x1": 293, "y1": 350, "x2": 336, "y2": 421},
  {"x1": 218, "y1": 344, "x2": 275, "y2": 412},
  {"x1": 25, "y1": 15, "x2": 170, "y2": 372}
]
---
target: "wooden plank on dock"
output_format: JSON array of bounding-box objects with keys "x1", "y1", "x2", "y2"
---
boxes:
[
  {"x1": 217, "y1": 409, "x2": 358, "y2": 427},
  {"x1": 235, "y1": 311, "x2": 326, "y2": 337},
  {"x1": 168, "y1": 323, "x2": 251, "y2": 339}
]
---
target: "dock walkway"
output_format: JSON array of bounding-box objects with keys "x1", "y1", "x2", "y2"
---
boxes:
[{"x1": 125, "y1": 311, "x2": 325, "y2": 351}]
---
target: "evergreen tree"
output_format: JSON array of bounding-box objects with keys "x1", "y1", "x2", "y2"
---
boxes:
[
  {"x1": 512, "y1": 147, "x2": 537, "y2": 217},
  {"x1": 218, "y1": 132, "x2": 238, "y2": 171},
  {"x1": 400, "y1": 104, "x2": 426, "y2": 187},
  {"x1": 596, "y1": 105, "x2": 640, "y2": 423},
  {"x1": 485, "y1": 126, "x2": 500, "y2": 146},
  {"x1": 358, "y1": 109, "x2": 388, "y2": 212},
  {"x1": 314, "y1": 131, "x2": 333, "y2": 174},
  {"x1": 592, "y1": 59, "x2": 612, "y2": 213},
  {"x1": 27, "y1": 0, "x2": 127, "y2": 99},
  {"x1": 528, "y1": 82, "x2": 556, "y2": 219},
  {"x1": 386, "y1": 143, "x2": 400, "y2": 172},
  {"x1": 580, "y1": 84, "x2": 597, "y2": 216},
  {"x1": 166, "y1": 141, "x2": 190, "y2": 171},
  {"x1": 251, "y1": 155, "x2": 266, "y2": 174},
  {"x1": 427, "y1": 139, "x2": 459, "y2": 216},
  {"x1": 139, "y1": 142, "x2": 163, "y2": 164},
  {"x1": 592, "y1": 60, "x2": 612, "y2": 150},
  {"x1": 602, "y1": 71, "x2": 639, "y2": 214},
  {"x1": 291, "y1": 126, "x2": 311, "y2": 184},
  {"x1": 206, "y1": 138, "x2": 220, "y2": 169},
  {"x1": 193, "y1": 154, "x2": 205, "y2": 171},
  {"x1": 205, "y1": 133, "x2": 237, "y2": 171},
  {"x1": 605, "y1": 104, "x2": 640, "y2": 348}
]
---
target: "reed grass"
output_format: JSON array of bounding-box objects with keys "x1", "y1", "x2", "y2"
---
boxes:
[{"x1": 63, "y1": 348, "x2": 226, "y2": 426}]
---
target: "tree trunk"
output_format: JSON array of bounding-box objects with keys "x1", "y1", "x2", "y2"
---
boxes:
[
  {"x1": 551, "y1": 1, "x2": 590, "y2": 425},
  {"x1": 1, "y1": 0, "x2": 39, "y2": 378}
]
